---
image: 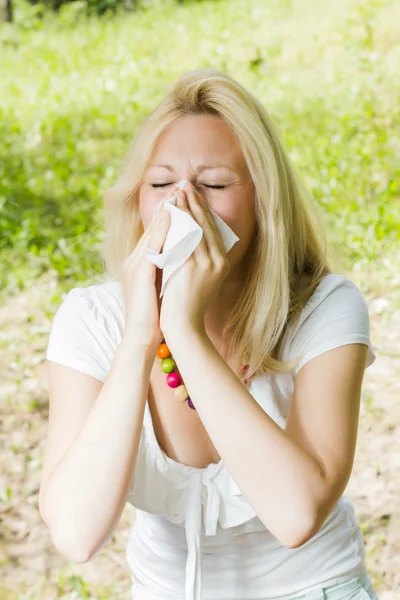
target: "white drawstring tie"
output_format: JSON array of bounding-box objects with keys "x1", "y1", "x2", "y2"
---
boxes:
[{"x1": 182, "y1": 470, "x2": 222, "y2": 600}]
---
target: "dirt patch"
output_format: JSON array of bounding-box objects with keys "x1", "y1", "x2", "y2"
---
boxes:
[{"x1": 0, "y1": 271, "x2": 398, "y2": 598}]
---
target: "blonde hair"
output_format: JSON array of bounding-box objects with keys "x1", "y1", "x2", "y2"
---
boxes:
[{"x1": 102, "y1": 68, "x2": 338, "y2": 379}]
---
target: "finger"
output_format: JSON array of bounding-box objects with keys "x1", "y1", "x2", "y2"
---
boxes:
[
  {"x1": 135, "y1": 186, "x2": 177, "y2": 251},
  {"x1": 184, "y1": 184, "x2": 226, "y2": 262},
  {"x1": 143, "y1": 207, "x2": 171, "y2": 256},
  {"x1": 150, "y1": 183, "x2": 179, "y2": 219},
  {"x1": 132, "y1": 203, "x2": 164, "y2": 256},
  {"x1": 124, "y1": 200, "x2": 170, "y2": 270},
  {"x1": 177, "y1": 188, "x2": 209, "y2": 257}
]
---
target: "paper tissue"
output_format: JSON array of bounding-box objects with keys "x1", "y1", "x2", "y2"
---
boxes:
[{"x1": 143, "y1": 179, "x2": 240, "y2": 298}]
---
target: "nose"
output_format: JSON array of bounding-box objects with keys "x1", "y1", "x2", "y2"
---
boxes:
[
  {"x1": 163, "y1": 180, "x2": 194, "y2": 204},
  {"x1": 166, "y1": 181, "x2": 187, "y2": 199},
  {"x1": 165, "y1": 183, "x2": 180, "y2": 197}
]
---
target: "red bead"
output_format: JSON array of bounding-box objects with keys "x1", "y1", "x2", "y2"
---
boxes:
[{"x1": 166, "y1": 371, "x2": 181, "y2": 388}]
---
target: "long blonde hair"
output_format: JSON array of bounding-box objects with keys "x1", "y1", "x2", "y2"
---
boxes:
[{"x1": 102, "y1": 68, "x2": 337, "y2": 379}]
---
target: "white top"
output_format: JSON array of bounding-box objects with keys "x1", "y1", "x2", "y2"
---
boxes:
[{"x1": 45, "y1": 273, "x2": 377, "y2": 600}]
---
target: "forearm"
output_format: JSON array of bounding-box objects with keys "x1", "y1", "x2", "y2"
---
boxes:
[
  {"x1": 42, "y1": 339, "x2": 154, "y2": 562},
  {"x1": 167, "y1": 329, "x2": 326, "y2": 548}
]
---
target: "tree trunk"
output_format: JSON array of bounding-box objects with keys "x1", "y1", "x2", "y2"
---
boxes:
[
  {"x1": 2, "y1": 0, "x2": 13, "y2": 22},
  {"x1": 123, "y1": 0, "x2": 137, "y2": 11},
  {"x1": 53, "y1": 0, "x2": 64, "y2": 11}
]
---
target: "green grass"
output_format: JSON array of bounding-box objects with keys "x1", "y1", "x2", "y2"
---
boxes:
[{"x1": 1, "y1": 0, "x2": 399, "y2": 303}]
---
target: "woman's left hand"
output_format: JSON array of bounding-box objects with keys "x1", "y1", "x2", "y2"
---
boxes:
[{"x1": 160, "y1": 181, "x2": 231, "y2": 341}]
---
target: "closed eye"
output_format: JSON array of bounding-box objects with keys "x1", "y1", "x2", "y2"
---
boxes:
[{"x1": 150, "y1": 183, "x2": 226, "y2": 190}]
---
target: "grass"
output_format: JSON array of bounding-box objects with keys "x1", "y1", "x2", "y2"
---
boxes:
[{"x1": 1, "y1": 0, "x2": 399, "y2": 304}]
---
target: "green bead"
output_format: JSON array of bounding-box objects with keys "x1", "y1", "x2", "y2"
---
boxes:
[{"x1": 161, "y1": 357, "x2": 176, "y2": 373}]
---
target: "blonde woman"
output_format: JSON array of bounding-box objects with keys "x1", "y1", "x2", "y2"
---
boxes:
[{"x1": 40, "y1": 69, "x2": 379, "y2": 600}]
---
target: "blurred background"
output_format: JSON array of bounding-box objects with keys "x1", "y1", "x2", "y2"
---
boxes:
[{"x1": 0, "y1": 0, "x2": 399, "y2": 597}]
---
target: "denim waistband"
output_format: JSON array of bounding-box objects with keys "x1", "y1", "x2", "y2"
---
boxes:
[
  {"x1": 130, "y1": 564, "x2": 379, "y2": 600},
  {"x1": 268, "y1": 564, "x2": 378, "y2": 600}
]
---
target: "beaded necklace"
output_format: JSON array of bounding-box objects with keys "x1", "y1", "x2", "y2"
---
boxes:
[{"x1": 156, "y1": 339, "x2": 250, "y2": 410}]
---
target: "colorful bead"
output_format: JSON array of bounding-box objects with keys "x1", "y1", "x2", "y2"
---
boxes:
[
  {"x1": 174, "y1": 384, "x2": 190, "y2": 402},
  {"x1": 157, "y1": 343, "x2": 171, "y2": 359},
  {"x1": 160, "y1": 357, "x2": 176, "y2": 373},
  {"x1": 156, "y1": 341, "x2": 248, "y2": 410},
  {"x1": 166, "y1": 371, "x2": 181, "y2": 388}
]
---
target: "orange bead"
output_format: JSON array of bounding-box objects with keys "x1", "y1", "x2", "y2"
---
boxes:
[{"x1": 157, "y1": 343, "x2": 171, "y2": 359}]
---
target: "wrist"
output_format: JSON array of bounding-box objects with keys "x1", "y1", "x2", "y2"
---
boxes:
[
  {"x1": 118, "y1": 336, "x2": 157, "y2": 362},
  {"x1": 163, "y1": 324, "x2": 207, "y2": 349}
]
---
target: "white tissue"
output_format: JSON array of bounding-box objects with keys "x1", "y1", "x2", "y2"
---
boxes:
[{"x1": 143, "y1": 179, "x2": 240, "y2": 298}]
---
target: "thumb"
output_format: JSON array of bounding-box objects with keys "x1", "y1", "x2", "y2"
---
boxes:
[
  {"x1": 139, "y1": 184, "x2": 177, "y2": 257},
  {"x1": 139, "y1": 208, "x2": 171, "y2": 288},
  {"x1": 146, "y1": 206, "x2": 171, "y2": 255}
]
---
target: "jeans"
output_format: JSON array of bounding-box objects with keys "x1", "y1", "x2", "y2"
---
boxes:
[
  {"x1": 130, "y1": 565, "x2": 379, "y2": 599},
  {"x1": 277, "y1": 565, "x2": 379, "y2": 600}
]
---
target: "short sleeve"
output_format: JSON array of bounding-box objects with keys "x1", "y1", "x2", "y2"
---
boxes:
[
  {"x1": 288, "y1": 276, "x2": 377, "y2": 376},
  {"x1": 45, "y1": 288, "x2": 113, "y2": 383}
]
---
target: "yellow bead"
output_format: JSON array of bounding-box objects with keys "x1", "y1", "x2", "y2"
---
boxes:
[{"x1": 174, "y1": 384, "x2": 189, "y2": 402}]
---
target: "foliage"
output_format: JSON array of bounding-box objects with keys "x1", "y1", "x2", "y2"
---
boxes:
[{"x1": 0, "y1": 0, "x2": 399, "y2": 302}]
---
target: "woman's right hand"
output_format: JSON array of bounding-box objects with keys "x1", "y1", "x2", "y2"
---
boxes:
[{"x1": 122, "y1": 187, "x2": 177, "y2": 353}]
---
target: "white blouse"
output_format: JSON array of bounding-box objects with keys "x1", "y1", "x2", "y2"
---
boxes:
[{"x1": 46, "y1": 273, "x2": 376, "y2": 600}]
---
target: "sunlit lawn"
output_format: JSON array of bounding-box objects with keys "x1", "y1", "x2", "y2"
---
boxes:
[{"x1": 1, "y1": 0, "x2": 399, "y2": 306}]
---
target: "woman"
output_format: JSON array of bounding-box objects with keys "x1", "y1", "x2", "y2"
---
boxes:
[{"x1": 40, "y1": 68, "x2": 378, "y2": 599}]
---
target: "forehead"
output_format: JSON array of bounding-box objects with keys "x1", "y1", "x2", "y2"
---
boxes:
[{"x1": 148, "y1": 114, "x2": 245, "y2": 170}]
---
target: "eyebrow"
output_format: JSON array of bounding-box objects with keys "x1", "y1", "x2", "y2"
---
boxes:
[{"x1": 148, "y1": 163, "x2": 234, "y2": 172}]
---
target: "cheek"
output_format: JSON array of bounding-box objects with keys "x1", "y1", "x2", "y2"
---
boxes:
[
  {"x1": 139, "y1": 185, "x2": 178, "y2": 228},
  {"x1": 218, "y1": 196, "x2": 255, "y2": 241},
  {"x1": 225, "y1": 205, "x2": 256, "y2": 262},
  {"x1": 139, "y1": 188, "x2": 157, "y2": 228}
]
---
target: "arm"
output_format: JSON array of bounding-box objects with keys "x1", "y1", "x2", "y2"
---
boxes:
[
  {"x1": 166, "y1": 328, "x2": 368, "y2": 549},
  {"x1": 40, "y1": 339, "x2": 154, "y2": 563}
]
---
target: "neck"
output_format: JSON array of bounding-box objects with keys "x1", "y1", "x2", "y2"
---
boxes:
[{"x1": 204, "y1": 263, "x2": 247, "y2": 358}]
